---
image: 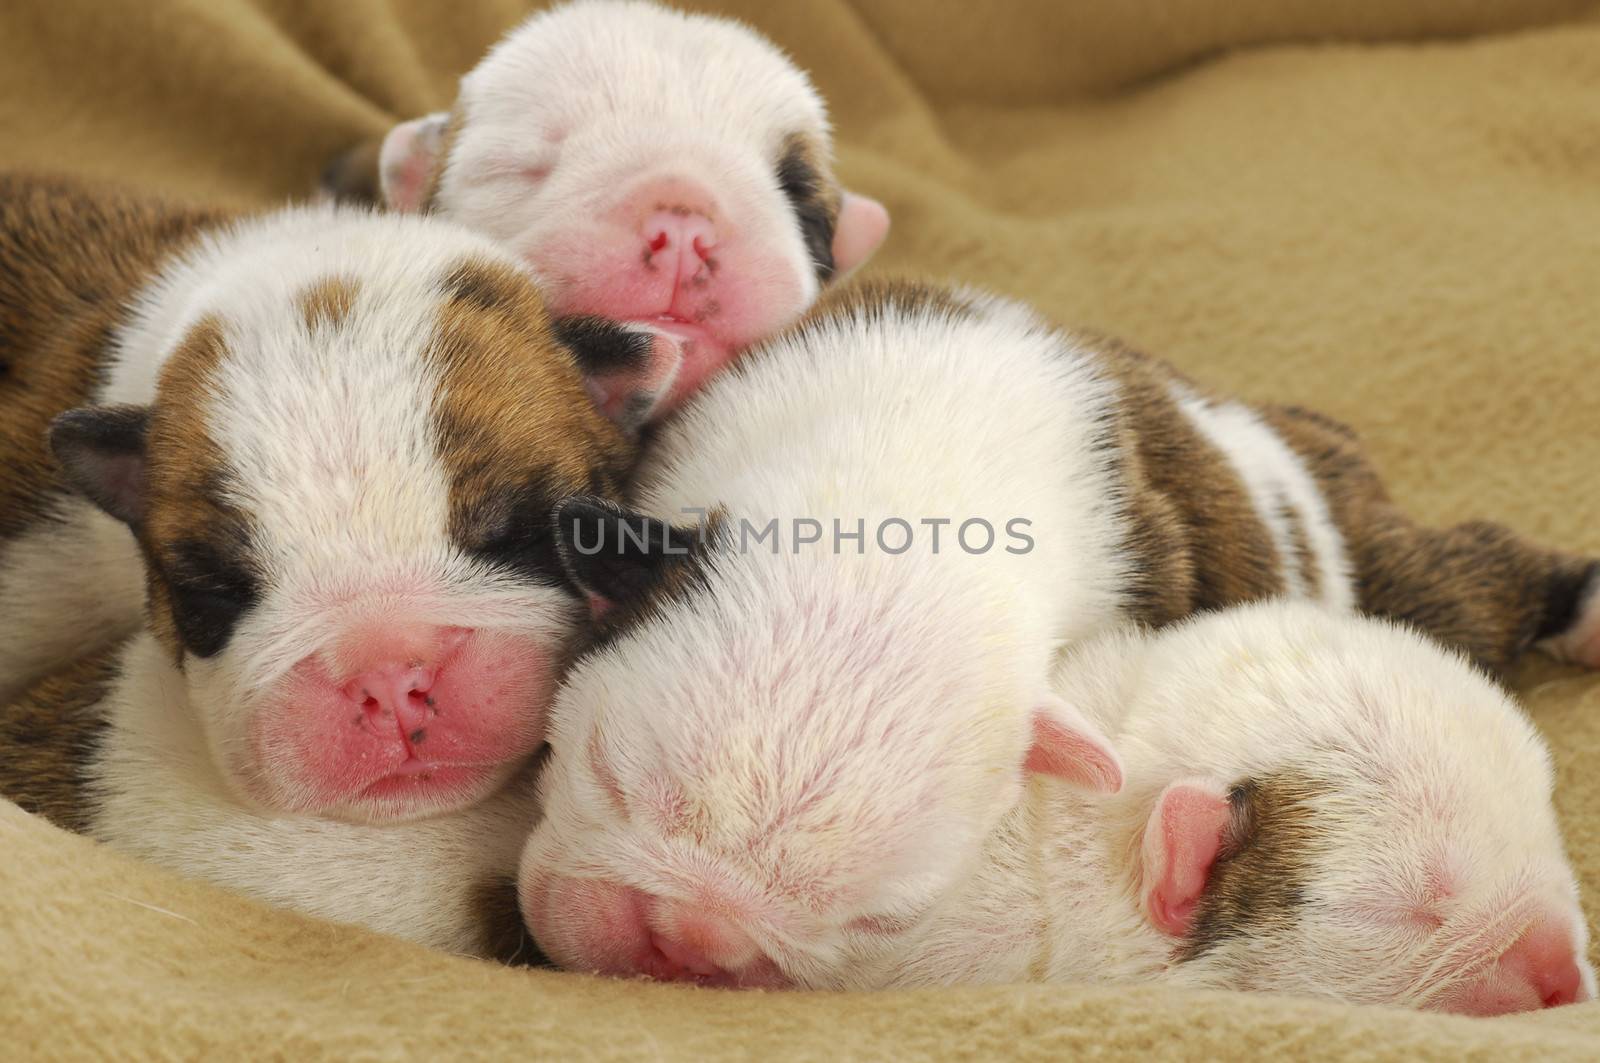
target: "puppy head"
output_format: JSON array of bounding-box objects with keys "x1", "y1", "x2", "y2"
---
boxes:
[
  {"x1": 51, "y1": 210, "x2": 635, "y2": 823},
  {"x1": 519, "y1": 504, "x2": 1121, "y2": 987},
  {"x1": 380, "y1": 0, "x2": 889, "y2": 424},
  {"x1": 1092, "y1": 603, "x2": 1595, "y2": 1014}
]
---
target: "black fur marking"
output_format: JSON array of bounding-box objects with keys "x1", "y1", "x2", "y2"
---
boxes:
[
  {"x1": 463, "y1": 477, "x2": 572, "y2": 590},
  {"x1": 775, "y1": 139, "x2": 837, "y2": 283},
  {"x1": 552, "y1": 315, "x2": 654, "y2": 374},
  {"x1": 162, "y1": 535, "x2": 261, "y2": 659},
  {"x1": 552, "y1": 496, "x2": 701, "y2": 607},
  {"x1": 1536, "y1": 560, "x2": 1600, "y2": 642}
]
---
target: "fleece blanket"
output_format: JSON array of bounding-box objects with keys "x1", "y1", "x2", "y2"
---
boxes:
[{"x1": 2, "y1": 1, "x2": 1599, "y2": 1058}]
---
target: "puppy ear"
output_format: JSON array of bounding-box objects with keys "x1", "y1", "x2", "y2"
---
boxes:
[
  {"x1": 379, "y1": 112, "x2": 450, "y2": 213},
  {"x1": 1140, "y1": 778, "x2": 1233, "y2": 937},
  {"x1": 48, "y1": 405, "x2": 151, "y2": 527},
  {"x1": 552, "y1": 496, "x2": 702, "y2": 614},
  {"x1": 830, "y1": 191, "x2": 889, "y2": 277},
  {"x1": 1025, "y1": 693, "x2": 1124, "y2": 794},
  {"x1": 552, "y1": 316, "x2": 685, "y2": 431}
]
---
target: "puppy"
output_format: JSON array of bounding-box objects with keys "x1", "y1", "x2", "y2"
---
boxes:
[
  {"x1": 0, "y1": 174, "x2": 635, "y2": 822},
  {"x1": 2, "y1": 642, "x2": 538, "y2": 961},
  {"x1": 323, "y1": 0, "x2": 891, "y2": 427},
  {"x1": 523, "y1": 600, "x2": 1593, "y2": 1014}
]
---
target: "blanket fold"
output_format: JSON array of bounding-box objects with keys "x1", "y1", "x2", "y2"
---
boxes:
[{"x1": 1, "y1": 1, "x2": 1597, "y2": 1058}]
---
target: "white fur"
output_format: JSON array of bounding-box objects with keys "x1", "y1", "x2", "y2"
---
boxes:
[
  {"x1": 523, "y1": 290, "x2": 1146, "y2": 978},
  {"x1": 535, "y1": 588, "x2": 1592, "y2": 1007},
  {"x1": 1173, "y1": 386, "x2": 1354, "y2": 610},
  {"x1": 89, "y1": 632, "x2": 535, "y2": 956}
]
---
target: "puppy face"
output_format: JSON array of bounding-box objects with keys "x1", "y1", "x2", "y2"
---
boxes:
[
  {"x1": 1102, "y1": 605, "x2": 1595, "y2": 1014},
  {"x1": 519, "y1": 507, "x2": 1121, "y2": 986},
  {"x1": 382, "y1": 0, "x2": 889, "y2": 426},
  {"x1": 52, "y1": 212, "x2": 633, "y2": 823}
]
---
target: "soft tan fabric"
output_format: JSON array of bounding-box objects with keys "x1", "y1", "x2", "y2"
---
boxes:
[{"x1": 2, "y1": 1, "x2": 1599, "y2": 1058}]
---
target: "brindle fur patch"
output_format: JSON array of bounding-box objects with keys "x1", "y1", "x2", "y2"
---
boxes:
[
  {"x1": 428, "y1": 256, "x2": 635, "y2": 575},
  {"x1": 1263, "y1": 405, "x2": 1593, "y2": 679},
  {"x1": 1178, "y1": 773, "x2": 1330, "y2": 963},
  {"x1": 775, "y1": 132, "x2": 842, "y2": 283},
  {"x1": 0, "y1": 645, "x2": 121, "y2": 833},
  {"x1": 1081, "y1": 331, "x2": 1286, "y2": 625},
  {"x1": 298, "y1": 276, "x2": 360, "y2": 333},
  {"x1": 0, "y1": 174, "x2": 230, "y2": 548}
]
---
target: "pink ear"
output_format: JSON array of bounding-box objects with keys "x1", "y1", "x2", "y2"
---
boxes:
[
  {"x1": 831, "y1": 191, "x2": 889, "y2": 276},
  {"x1": 1024, "y1": 694, "x2": 1124, "y2": 794},
  {"x1": 1141, "y1": 779, "x2": 1232, "y2": 937},
  {"x1": 379, "y1": 113, "x2": 449, "y2": 213}
]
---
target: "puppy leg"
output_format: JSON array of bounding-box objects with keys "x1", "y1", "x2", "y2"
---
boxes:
[{"x1": 1351, "y1": 517, "x2": 1597, "y2": 679}]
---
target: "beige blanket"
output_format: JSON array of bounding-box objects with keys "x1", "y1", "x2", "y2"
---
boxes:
[{"x1": 2, "y1": 1, "x2": 1598, "y2": 1058}]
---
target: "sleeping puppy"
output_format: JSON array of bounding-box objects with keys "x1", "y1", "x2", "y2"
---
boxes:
[
  {"x1": 523, "y1": 599, "x2": 1594, "y2": 1015},
  {"x1": 2, "y1": 644, "x2": 538, "y2": 961},
  {"x1": 0, "y1": 174, "x2": 636, "y2": 822},
  {"x1": 322, "y1": 0, "x2": 891, "y2": 428}
]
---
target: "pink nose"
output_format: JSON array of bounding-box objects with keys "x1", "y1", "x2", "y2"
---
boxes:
[
  {"x1": 641, "y1": 210, "x2": 717, "y2": 283},
  {"x1": 1499, "y1": 920, "x2": 1588, "y2": 1010},
  {"x1": 336, "y1": 625, "x2": 470, "y2": 750},
  {"x1": 1451, "y1": 917, "x2": 1593, "y2": 1015}
]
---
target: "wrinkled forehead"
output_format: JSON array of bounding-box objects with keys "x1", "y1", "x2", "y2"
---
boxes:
[
  {"x1": 143, "y1": 252, "x2": 624, "y2": 566},
  {"x1": 463, "y1": 2, "x2": 827, "y2": 150}
]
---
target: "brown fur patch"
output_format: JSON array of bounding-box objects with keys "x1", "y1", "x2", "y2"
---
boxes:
[
  {"x1": 138, "y1": 315, "x2": 252, "y2": 661},
  {"x1": 428, "y1": 256, "x2": 635, "y2": 564},
  {"x1": 298, "y1": 276, "x2": 359, "y2": 333},
  {"x1": 0, "y1": 645, "x2": 121, "y2": 833},
  {"x1": 1081, "y1": 331, "x2": 1286, "y2": 626},
  {"x1": 1178, "y1": 773, "x2": 1330, "y2": 964},
  {"x1": 0, "y1": 174, "x2": 230, "y2": 549},
  {"x1": 1263, "y1": 404, "x2": 1592, "y2": 678}
]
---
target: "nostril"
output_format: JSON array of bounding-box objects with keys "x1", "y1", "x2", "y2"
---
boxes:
[
  {"x1": 691, "y1": 235, "x2": 713, "y2": 260},
  {"x1": 648, "y1": 231, "x2": 669, "y2": 253}
]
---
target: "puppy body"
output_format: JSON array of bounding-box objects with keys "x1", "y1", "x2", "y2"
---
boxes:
[
  {"x1": 0, "y1": 176, "x2": 228, "y2": 703},
  {"x1": 0, "y1": 174, "x2": 634, "y2": 823},
  {"x1": 522, "y1": 282, "x2": 1598, "y2": 1006}
]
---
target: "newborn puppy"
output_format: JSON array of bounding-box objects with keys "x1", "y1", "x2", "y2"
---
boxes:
[
  {"x1": 524, "y1": 600, "x2": 1594, "y2": 1014},
  {"x1": 323, "y1": 0, "x2": 890, "y2": 427},
  {"x1": 0, "y1": 174, "x2": 634, "y2": 821},
  {"x1": 2, "y1": 645, "x2": 538, "y2": 961}
]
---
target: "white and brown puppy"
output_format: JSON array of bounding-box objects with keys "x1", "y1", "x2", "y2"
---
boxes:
[
  {"x1": 523, "y1": 600, "x2": 1594, "y2": 1015},
  {"x1": 0, "y1": 174, "x2": 635, "y2": 823},
  {"x1": 324, "y1": 0, "x2": 890, "y2": 427}
]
